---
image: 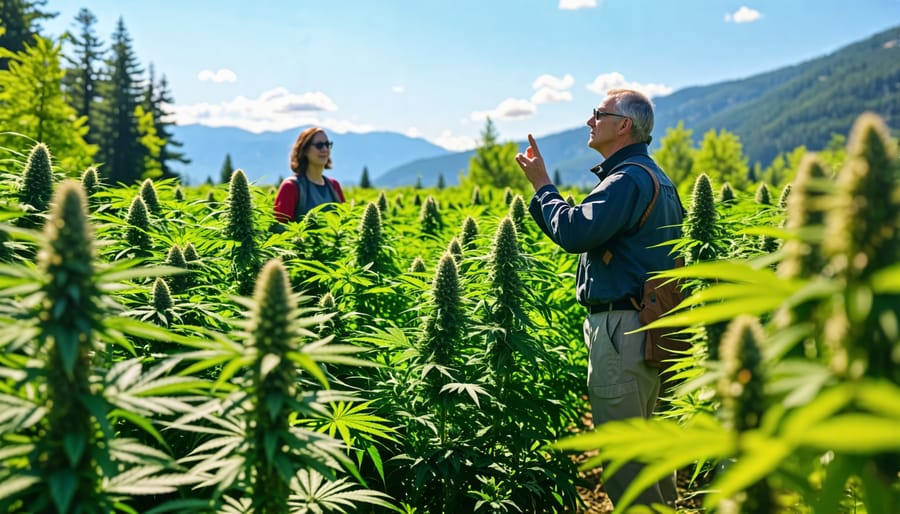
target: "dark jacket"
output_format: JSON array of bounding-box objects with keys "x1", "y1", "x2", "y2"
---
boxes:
[{"x1": 528, "y1": 143, "x2": 683, "y2": 306}]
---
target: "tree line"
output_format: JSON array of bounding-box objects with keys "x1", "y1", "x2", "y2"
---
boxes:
[{"x1": 0, "y1": 0, "x2": 188, "y2": 184}]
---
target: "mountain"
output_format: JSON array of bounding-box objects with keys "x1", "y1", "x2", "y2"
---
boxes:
[
  {"x1": 168, "y1": 125, "x2": 450, "y2": 186},
  {"x1": 169, "y1": 24, "x2": 900, "y2": 189},
  {"x1": 379, "y1": 23, "x2": 900, "y2": 188}
]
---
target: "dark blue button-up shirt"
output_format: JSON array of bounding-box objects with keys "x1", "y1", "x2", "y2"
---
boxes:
[{"x1": 528, "y1": 143, "x2": 684, "y2": 306}]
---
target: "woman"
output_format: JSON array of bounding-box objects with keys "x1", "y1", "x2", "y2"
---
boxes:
[{"x1": 273, "y1": 127, "x2": 346, "y2": 223}]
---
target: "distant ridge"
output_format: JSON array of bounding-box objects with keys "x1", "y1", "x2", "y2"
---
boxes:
[
  {"x1": 169, "y1": 125, "x2": 450, "y2": 187},
  {"x1": 171, "y1": 24, "x2": 900, "y2": 189},
  {"x1": 379, "y1": 23, "x2": 900, "y2": 188}
]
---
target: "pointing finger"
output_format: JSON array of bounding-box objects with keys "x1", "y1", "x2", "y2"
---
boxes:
[{"x1": 528, "y1": 134, "x2": 542, "y2": 157}]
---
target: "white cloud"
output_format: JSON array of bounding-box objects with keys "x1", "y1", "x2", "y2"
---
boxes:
[
  {"x1": 531, "y1": 87, "x2": 573, "y2": 104},
  {"x1": 585, "y1": 72, "x2": 673, "y2": 98},
  {"x1": 404, "y1": 127, "x2": 421, "y2": 138},
  {"x1": 197, "y1": 68, "x2": 237, "y2": 83},
  {"x1": 470, "y1": 97, "x2": 536, "y2": 122},
  {"x1": 532, "y1": 73, "x2": 575, "y2": 90},
  {"x1": 392, "y1": 85, "x2": 406, "y2": 93},
  {"x1": 432, "y1": 130, "x2": 478, "y2": 152},
  {"x1": 725, "y1": 6, "x2": 762, "y2": 23},
  {"x1": 171, "y1": 87, "x2": 352, "y2": 133},
  {"x1": 559, "y1": 0, "x2": 597, "y2": 10}
]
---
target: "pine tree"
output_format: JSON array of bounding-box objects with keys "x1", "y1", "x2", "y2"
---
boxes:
[
  {"x1": 467, "y1": 117, "x2": 529, "y2": 191},
  {"x1": 0, "y1": 35, "x2": 96, "y2": 170},
  {"x1": 219, "y1": 153, "x2": 235, "y2": 184},
  {"x1": 436, "y1": 173, "x2": 445, "y2": 190},
  {"x1": 94, "y1": 17, "x2": 144, "y2": 184},
  {"x1": 143, "y1": 65, "x2": 189, "y2": 179},
  {"x1": 61, "y1": 7, "x2": 104, "y2": 146},
  {"x1": 0, "y1": 0, "x2": 54, "y2": 70},
  {"x1": 135, "y1": 104, "x2": 164, "y2": 179},
  {"x1": 359, "y1": 165, "x2": 372, "y2": 188}
]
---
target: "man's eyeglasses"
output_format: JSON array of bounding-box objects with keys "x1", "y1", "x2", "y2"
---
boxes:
[
  {"x1": 311, "y1": 141, "x2": 334, "y2": 150},
  {"x1": 593, "y1": 108, "x2": 629, "y2": 121}
]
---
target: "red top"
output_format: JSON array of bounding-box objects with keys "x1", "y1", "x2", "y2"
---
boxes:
[{"x1": 273, "y1": 175, "x2": 345, "y2": 223}]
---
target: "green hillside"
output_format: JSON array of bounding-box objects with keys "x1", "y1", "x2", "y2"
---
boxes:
[{"x1": 379, "y1": 24, "x2": 900, "y2": 188}]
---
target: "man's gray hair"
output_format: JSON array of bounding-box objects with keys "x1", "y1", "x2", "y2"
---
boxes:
[{"x1": 608, "y1": 89, "x2": 654, "y2": 144}]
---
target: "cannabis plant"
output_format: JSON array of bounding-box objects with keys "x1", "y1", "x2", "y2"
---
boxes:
[
  {"x1": 226, "y1": 169, "x2": 259, "y2": 295},
  {"x1": 460, "y1": 215, "x2": 479, "y2": 250},
  {"x1": 16, "y1": 141, "x2": 54, "y2": 228},
  {"x1": 125, "y1": 195, "x2": 152, "y2": 255},
  {"x1": 419, "y1": 195, "x2": 443, "y2": 236},
  {"x1": 356, "y1": 201, "x2": 383, "y2": 270},
  {"x1": 685, "y1": 173, "x2": 720, "y2": 264},
  {"x1": 141, "y1": 178, "x2": 162, "y2": 215}
]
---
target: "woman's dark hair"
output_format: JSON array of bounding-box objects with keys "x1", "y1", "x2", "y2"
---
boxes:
[{"x1": 289, "y1": 127, "x2": 333, "y2": 174}]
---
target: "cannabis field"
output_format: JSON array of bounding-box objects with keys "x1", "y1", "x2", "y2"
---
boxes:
[{"x1": 0, "y1": 113, "x2": 898, "y2": 514}]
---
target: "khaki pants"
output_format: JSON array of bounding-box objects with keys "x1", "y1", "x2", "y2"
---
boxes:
[{"x1": 584, "y1": 310, "x2": 678, "y2": 508}]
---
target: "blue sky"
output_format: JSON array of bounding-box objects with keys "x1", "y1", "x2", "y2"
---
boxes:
[{"x1": 43, "y1": 0, "x2": 900, "y2": 151}]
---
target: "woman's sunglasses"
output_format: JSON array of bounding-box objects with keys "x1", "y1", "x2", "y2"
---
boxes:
[{"x1": 311, "y1": 141, "x2": 334, "y2": 150}]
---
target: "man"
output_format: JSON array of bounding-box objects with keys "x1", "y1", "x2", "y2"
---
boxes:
[{"x1": 514, "y1": 88, "x2": 683, "y2": 508}]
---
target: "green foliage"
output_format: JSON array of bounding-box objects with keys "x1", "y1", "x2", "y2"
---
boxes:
[
  {"x1": 0, "y1": 0, "x2": 55, "y2": 70},
  {"x1": 135, "y1": 104, "x2": 164, "y2": 179},
  {"x1": 553, "y1": 112, "x2": 900, "y2": 513},
  {"x1": 61, "y1": 8, "x2": 104, "y2": 141},
  {"x1": 94, "y1": 18, "x2": 145, "y2": 184},
  {"x1": 653, "y1": 120, "x2": 695, "y2": 192},
  {"x1": 694, "y1": 128, "x2": 750, "y2": 192},
  {"x1": 467, "y1": 118, "x2": 530, "y2": 191},
  {"x1": 0, "y1": 36, "x2": 97, "y2": 171}
]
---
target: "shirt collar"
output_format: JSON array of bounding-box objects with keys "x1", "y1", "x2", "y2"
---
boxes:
[{"x1": 590, "y1": 142, "x2": 650, "y2": 180}]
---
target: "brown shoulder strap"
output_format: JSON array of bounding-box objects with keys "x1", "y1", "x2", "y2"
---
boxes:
[{"x1": 609, "y1": 161, "x2": 660, "y2": 230}]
